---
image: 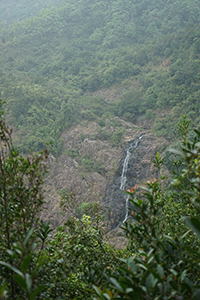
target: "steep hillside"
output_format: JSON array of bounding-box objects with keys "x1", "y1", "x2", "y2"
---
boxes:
[
  {"x1": 0, "y1": 0, "x2": 200, "y2": 230},
  {"x1": 41, "y1": 118, "x2": 168, "y2": 229},
  {"x1": 0, "y1": 0, "x2": 199, "y2": 156}
]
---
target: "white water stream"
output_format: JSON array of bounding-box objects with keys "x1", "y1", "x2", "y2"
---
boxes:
[{"x1": 120, "y1": 135, "x2": 143, "y2": 223}]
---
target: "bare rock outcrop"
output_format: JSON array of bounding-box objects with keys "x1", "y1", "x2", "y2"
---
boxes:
[{"x1": 41, "y1": 119, "x2": 168, "y2": 231}]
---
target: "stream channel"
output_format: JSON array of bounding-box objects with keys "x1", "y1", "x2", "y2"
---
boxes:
[{"x1": 103, "y1": 135, "x2": 143, "y2": 229}]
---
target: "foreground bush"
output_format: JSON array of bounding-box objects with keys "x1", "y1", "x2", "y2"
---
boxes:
[{"x1": 94, "y1": 117, "x2": 200, "y2": 299}]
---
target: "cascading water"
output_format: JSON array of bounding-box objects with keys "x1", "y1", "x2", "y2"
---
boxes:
[
  {"x1": 102, "y1": 134, "x2": 144, "y2": 229},
  {"x1": 120, "y1": 135, "x2": 143, "y2": 223}
]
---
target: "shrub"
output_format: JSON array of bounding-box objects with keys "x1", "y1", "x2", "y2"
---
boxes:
[
  {"x1": 94, "y1": 117, "x2": 200, "y2": 299},
  {"x1": 111, "y1": 127, "x2": 125, "y2": 147},
  {"x1": 66, "y1": 148, "x2": 80, "y2": 158}
]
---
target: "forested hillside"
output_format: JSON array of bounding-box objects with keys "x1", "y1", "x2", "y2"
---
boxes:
[
  {"x1": 0, "y1": 0, "x2": 62, "y2": 25},
  {"x1": 0, "y1": 0, "x2": 200, "y2": 156}
]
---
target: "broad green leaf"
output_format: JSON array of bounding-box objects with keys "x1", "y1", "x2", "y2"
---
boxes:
[
  {"x1": 146, "y1": 274, "x2": 152, "y2": 295},
  {"x1": 13, "y1": 274, "x2": 27, "y2": 291},
  {"x1": 168, "y1": 148, "x2": 184, "y2": 157},
  {"x1": 24, "y1": 228, "x2": 34, "y2": 247},
  {"x1": 6, "y1": 249, "x2": 15, "y2": 256},
  {"x1": 147, "y1": 249, "x2": 154, "y2": 256},
  {"x1": 103, "y1": 293, "x2": 111, "y2": 300},
  {"x1": 184, "y1": 277, "x2": 193, "y2": 291},
  {"x1": 186, "y1": 218, "x2": 200, "y2": 238},
  {"x1": 0, "y1": 261, "x2": 23, "y2": 277},
  {"x1": 0, "y1": 283, "x2": 7, "y2": 297},
  {"x1": 30, "y1": 284, "x2": 45, "y2": 300},
  {"x1": 126, "y1": 288, "x2": 133, "y2": 293},
  {"x1": 169, "y1": 269, "x2": 178, "y2": 276},
  {"x1": 25, "y1": 273, "x2": 32, "y2": 294},
  {"x1": 109, "y1": 278, "x2": 123, "y2": 292},
  {"x1": 157, "y1": 265, "x2": 164, "y2": 278},
  {"x1": 147, "y1": 256, "x2": 154, "y2": 264},
  {"x1": 21, "y1": 255, "x2": 32, "y2": 272},
  {"x1": 32, "y1": 257, "x2": 46, "y2": 276},
  {"x1": 129, "y1": 261, "x2": 137, "y2": 273},
  {"x1": 180, "y1": 270, "x2": 187, "y2": 282},
  {"x1": 196, "y1": 289, "x2": 200, "y2": 299},
  {"x1": 138, "y1": 264, "x2": 147, "y2": 271},
  {"x1": 180, "y1": 230, "x2": 191, "y2": 241},
  {"x1": 93, "y1": 286, "x2": 102, "y2": 296}
]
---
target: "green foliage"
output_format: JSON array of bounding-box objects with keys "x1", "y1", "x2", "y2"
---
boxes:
[
  {"x1": 0, "y1": 0, "x2": 199, "y2": 155},
  {"x1": 145, "y1": 109, "x2": 154, "y2": 120},
  {"x1": 94, "y1": 118, "x2": 200, "y2": 299},
  {"x1": 80, "y1": 133, "x2": 86, "y2": 142},
  {"x1": 81, "y1": 153, "x2": 95, "y2": 172},
  {"x1": 37, "y1": 192, "x2": 120, "y2": 300},
  {"x1": 97, "y1": 119, "x2": 106, "y2": 128},
  {"x1": 80, "y1": 153, "x2": 104, "y2": 174},
  {"x1": 0, "y1": 104, "x2": 118, "y2": 299},
  {"x1": 95, "y1": 124, "x2": 125, "y2": 146},
  {"x1": 97, "y1": 128, "x2": 112, "y2": 141},
  {"x1": 0, "y1": 230, "x2": 46, "y2": 300},
  {"x1": 110, "y1": 127, "x2": 125, "y2": 147},
  {"x1": 65, "y1": 148, "x2": 80, "y2": 158},
  {"x1": 58, "y1": 188, "x2": 69, "y2": 197},
  {"x1": 76, "y1": 202, "x2": 90, "y2": 218},
  {"x1": 76, "y1": 202, "x2": 104, "y2": 220},
  {"x1": 0, "y1": 99, "x2": 49, "y2": 299}
]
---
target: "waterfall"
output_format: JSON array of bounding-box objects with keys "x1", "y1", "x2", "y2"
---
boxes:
[{"x1": 120, "y1": 136, "x2": 142, "y2": 223}]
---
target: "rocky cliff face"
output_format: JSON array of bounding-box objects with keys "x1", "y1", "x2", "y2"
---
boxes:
[
  {"x1": 103, "y1": 134, "x2": 166, "y2": 229},
  {"x1": 41, "y1": 118, "x2": 168, "y2": 230}
]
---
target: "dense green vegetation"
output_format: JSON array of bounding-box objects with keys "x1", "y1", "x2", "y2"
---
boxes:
[
  {"x1": 0, "y1": 0, "x2": 200, "y2": 155},
  {"x1": 0, "y1": 103, "x2": 200, "y2": 299}
]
